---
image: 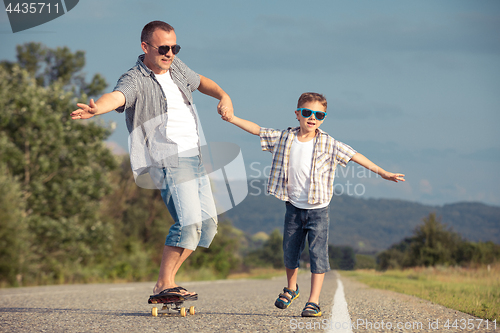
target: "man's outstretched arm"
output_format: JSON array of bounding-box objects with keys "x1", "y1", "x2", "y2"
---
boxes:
[{"x1": 71, "y1": 91, "x2": 125, "y2": 120}]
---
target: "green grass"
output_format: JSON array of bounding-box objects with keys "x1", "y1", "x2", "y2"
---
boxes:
[{"x1": 342, "y1": 264, "x2": 500, "y2": 322}]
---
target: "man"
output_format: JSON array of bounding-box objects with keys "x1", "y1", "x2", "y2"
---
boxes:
[{"x1": 72, "y1": 21, "x2": 233, "y2": 299}]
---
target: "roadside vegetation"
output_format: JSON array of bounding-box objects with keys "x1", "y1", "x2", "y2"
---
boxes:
[
  {"x1": 377, "y1": 213, "x2": 500, "y2": 270},
  {"x1": 342, "y1": 264, "x2": 499, "y2": 322},
  {"x1": 343, "y1": 213, "x2": 500, "y2": 322}
]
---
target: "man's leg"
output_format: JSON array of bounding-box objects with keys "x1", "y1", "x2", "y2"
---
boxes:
[
  {"x1": 196, "y1": 171, "x2": 218, "y2": 249},
  {"x1": 153, "y1": 245, "x2": 193, "y2": 295},
  {"x1": 152, "y1": 158, "x2": 203, "y2": 296}
]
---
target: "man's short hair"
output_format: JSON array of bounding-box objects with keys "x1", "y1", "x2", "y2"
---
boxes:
[
  {"x1": 297, "y1": 92, "x2": 327, "y2": 110},
  {"x1": 141, "y1": 21, "x2": 175, "y2": 43}
]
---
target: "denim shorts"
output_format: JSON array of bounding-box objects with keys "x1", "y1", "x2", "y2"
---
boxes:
[
  {"x1": 283, "y1": 202, "x2": 330, "y2": 274},
  {"x1": 155, "y1": 156, "x2": 218, "y2": 251}
]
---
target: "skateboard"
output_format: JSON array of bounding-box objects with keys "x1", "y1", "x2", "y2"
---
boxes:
[{"x1": 148, "y1": 293, "x2": 196, "y2": 317}]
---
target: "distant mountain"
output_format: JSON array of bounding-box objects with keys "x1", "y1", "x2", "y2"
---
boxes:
[{"x1": 222, "y1": 179, "x2": 500, "y2": 253}]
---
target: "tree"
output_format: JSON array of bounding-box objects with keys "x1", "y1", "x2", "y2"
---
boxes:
[
  {"x1": 407, "y1": 213, "x2": 463, "y2": 267},
  {"x1": 354, "y1": 254, "x2": 377, "y2": 269},
  {"x1": 374, "y1": 213, "x2": 498, "y2": 270},
  {"x1": 377, "y1": 237, "x2": 412, "y2": 270},
  {"x1": 2, "y1": 42, "x2": 107, "y2": 97},
  {"x1": 244, "y1": 229, "x2": 284, "y2": 269},
  {"x1": 0, "y1": 165, "x2": 31, "y2": 286},
  {"x1": 456, "y1": 241, "x2": 500, "y2": 265},
  {"x1": 0, "y1": 43, "x2": 116, "y2": 285},
  {"x1": 184, "y1": 220, "x2": 243, "y2": 278},
  {"x1": 329, "y1": 245, "x2": 356, "y2": 270}
]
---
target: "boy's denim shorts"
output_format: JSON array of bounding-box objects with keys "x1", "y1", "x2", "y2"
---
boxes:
[
  {"x1": 283, "y1": 202, "x2": 330, "y2": 274},
  {"x1": 154, "y1": 156, "x2": 218, "y2": 251}
]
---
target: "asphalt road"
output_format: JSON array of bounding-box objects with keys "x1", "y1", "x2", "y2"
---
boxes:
[{"x1": 0, "y1": 271, "x2": 497, "y2": 332}]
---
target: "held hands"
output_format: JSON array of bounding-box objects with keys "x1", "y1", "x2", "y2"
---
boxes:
[
  {"x1": 71, "y1": 99, "x2": 98, "y2": 120},
  {"x1": 218, "y1": 95, "x2": 234, "y2": 122}
]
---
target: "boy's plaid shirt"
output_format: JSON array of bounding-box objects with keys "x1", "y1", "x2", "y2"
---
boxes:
[{"x1": 259, "y1": 127, "x2": 357, "y2": 205}]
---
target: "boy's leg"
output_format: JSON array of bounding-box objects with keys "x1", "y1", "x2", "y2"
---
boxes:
[
  {"x1": 276, "y1": 267, "x2": 300, "y2": 306},
  {"x1": 283, "y1": 202, "x2": 307, "y2": 271},
  {"x1": 308, "y1": 273, "x2": 325, "y2": 304},
  {"x1": 305, "y1": 205, "x2": 330, "y2": 303},
  {"x1": 278, "y1": 267, "x2": 299, "y2": 302},
  {"x1": 276, "y1": 267, "x2": 299, "y2": 302},
  {"x1": 277, "y1": 202, "x2": 306, "y2": 305},
  {"x1": 286, "y1": 267, "x2": 299, "y2": 291}
]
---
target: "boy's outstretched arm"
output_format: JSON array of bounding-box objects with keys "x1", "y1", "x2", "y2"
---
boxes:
[
  {"x1": 226, "y1": 115, "x2": 261, "y2": 136},
  {"x1": 351, "y1": 153, "x2": 405, "y2": 182}
]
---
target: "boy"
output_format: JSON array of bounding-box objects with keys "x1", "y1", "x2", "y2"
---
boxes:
[{"x1": 223, "y1": 92, "x2": 405, "y2": 317}]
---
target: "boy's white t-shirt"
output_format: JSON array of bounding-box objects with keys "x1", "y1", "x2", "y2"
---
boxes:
[
  {"x1": 155, "y1": 70, "x2": 199, "y2": 157},
  {"x1": 287, "y1": 136, "x2": 329, "y2": 209}
]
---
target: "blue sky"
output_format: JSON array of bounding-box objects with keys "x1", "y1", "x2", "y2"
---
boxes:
[{"x1": 1, "y1": 0, "x2": 499, "y2": 206}]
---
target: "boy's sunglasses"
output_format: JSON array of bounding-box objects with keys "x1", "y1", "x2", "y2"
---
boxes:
[
  {"x1": 145, "y1": 42, "x2": 181, "y2": 55},
  {"x1": 297, "y1": 108, "x2": 327, "y2": 121}
]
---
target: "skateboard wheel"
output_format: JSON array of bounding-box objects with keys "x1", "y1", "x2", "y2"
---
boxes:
[
  {"x1": 189, "y1": 306, "x2": 195, "y2": 315},
  {"x1": 180, "y1": 307, "x2": 186, "y2": 317},
  {"x1": 152, "y1": 307, "x2": 158, "y2": 317}
]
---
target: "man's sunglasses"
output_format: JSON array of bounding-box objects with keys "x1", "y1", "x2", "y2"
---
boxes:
[
  {"x1": 145, "y1": 42, "x2": 181, "y2": 55},
  {"x1": 297, "y1": 108, "x2": 327, "y2": 121}
]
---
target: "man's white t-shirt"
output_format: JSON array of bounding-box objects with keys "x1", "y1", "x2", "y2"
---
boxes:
[
  {"x1": 287, "y1": 136, "x2": 329, "y2": 209},
  {"x1": 155, "y1": 70, "x2": 199, "y2": 157}
]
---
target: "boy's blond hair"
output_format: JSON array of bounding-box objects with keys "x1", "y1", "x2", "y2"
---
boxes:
[{"x1": 297, "y1": 92, "x2": 327, "y2": 110}]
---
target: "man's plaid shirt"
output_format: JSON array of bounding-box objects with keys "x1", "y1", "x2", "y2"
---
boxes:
[{"x1": 260, "y1": 127, "x2": 357, "y2": 205}]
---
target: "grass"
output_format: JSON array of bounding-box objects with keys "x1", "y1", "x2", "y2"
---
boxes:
[{"x1": 341, "y1": 264, "x2": 500, "y2": 322}]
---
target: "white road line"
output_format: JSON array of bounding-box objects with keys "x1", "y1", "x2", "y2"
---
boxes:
[{"x1": 327, "y1": 274, "x2": 353, "y2": 332}]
